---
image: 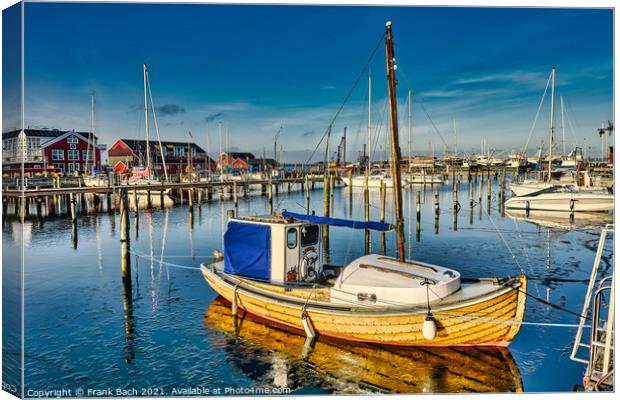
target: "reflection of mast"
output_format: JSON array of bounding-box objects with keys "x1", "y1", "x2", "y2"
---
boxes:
[{"x1": 96, "y1": 216, "x2": 103, "y2": 274}]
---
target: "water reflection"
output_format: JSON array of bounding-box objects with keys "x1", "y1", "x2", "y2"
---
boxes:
[
  {"x1": 504, "y1": 209, "x2": 613, "y2": 231},
  {"x1": 204, "y1": 297, "x2": 523, "y2": 393}
]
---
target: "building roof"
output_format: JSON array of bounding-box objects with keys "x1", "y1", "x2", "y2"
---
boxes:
[
  {"x1": 224, "y1": 152, "x2": 255, "y2": 160},
  {"x1": 2, "y1": 129, "x2": 98, "y2": 140},
  {"x1": 119, "y1": 139, "x2": 207, "y2": 154},
  {"x1": 248, "y1": 158, "x2": 276, "y2": 165}
]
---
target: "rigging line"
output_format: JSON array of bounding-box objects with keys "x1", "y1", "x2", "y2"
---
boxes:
[
  {"x1": 516, "y1": 287, "x2": 591, "y2": 321},
  {"x1": 522, "y1": 69, "x2": 553, "y2": 154},
  {"x1": 418, "y1": 102, "x2": 449, "y2": 149},
  {"x1": 485, "y1": 208, "x2": 527, "y2": 276},
  {"x1": 304, "y1": 32, "x2": 386, "y2": 166}
]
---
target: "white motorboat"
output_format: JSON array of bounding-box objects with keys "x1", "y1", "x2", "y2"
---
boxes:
[
  {"x1": 405, "y1": 172, "x2": 444, "y2": 185},
  {"x1": 346, "y1": 170, "x2": 409, "y2": 188},
  {"x1": 504, "y1": 186, "x2": 614, "y2": 212}
]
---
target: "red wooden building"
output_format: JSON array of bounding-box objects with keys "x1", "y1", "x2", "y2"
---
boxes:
[{"x1": 2, "y1": 129, "x2": 101, "y2": 176}]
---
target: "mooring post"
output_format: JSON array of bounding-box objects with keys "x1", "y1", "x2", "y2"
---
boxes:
[
  {"x1": 69, "y1": 193, "x2": 77, "y2": 223},
  {"x1": 179, "y1": 187, "x2": 184, "y2": 205},
  {"x1": 233, "y1": 181, "x2": 238, "y2": 215},
  {"x1": 36, "y1": 197, "x2": 43, "y2": 218},
  {"x1": 416, "y1": 190, "x2": 421, "y2": 242},
  {"x1": 268, "y1": 174, "x2": 273, "y2": 214},
  {"x1": 120, "y1": 189, "x2": 131, "y2": 283},
  {"x1": 197, "y1": 188, "x2": 202, "y2": 206},
  {"x1": 380, "y1": 181, "x2": 387, "y2": 254},
  {"x1": 329, "y1": 174, "x2": 335, "y2": 212},
  {"x1": 147, "y1": 187, "x2": 152, "y2": 209},
  {"x1": 434, "y1": 188, "x2": 440, "y2": 235},
  {"x1": 227, "y1": 209, "x2": 235, "y2": 221},
  {"x1": 364, "y1": 174, "x2": 370, "y2": 254},
  {"x1": 305, "y1": 174, "x2": 310, "y2": 212},
  {"x1": 323, "y1": 174, "x2": 330, "y2": 217},
  {"x1": 487, "y1": 172, "x2": 492, "y2": 202},
  {"x1": 453, "y1": 178, "x2": 458, "y2": 212},
  {"x1": 380, "y1": 181, "x2": 387, "y2": 223}
]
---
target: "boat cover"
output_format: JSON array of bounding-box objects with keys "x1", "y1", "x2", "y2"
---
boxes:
[
  {"x1": 282, "y1": 211, "x2": 393, "y2": 231},
  {"x1": 224, "y1": 221, "x2": 271, "y2": 280}
]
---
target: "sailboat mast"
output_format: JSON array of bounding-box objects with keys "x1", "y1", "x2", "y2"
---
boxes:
[
  {"x1": 548, "y1": 67, "x2": 555, "y2": 182},
  {"x1": 87, "y1": 94, "x2": 94, "y2": 175},
  {"x1": 367, "y1": 72, "x2": 372, "y2": 176},
  {"x1": 385, "y1": 21, "x2": 406, "y2": 261},
  {"x1": 560, "y1": 95, "x2": 566, "y2": 157},
  {"x1": 143, "y1": 64, "x2": 151, "y2": 174},
  {"x1": 408, "y1": 89, "x2": 412, "y2": 165}
]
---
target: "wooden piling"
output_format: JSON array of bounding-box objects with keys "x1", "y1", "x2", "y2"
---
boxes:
[
  {"x1": 305, "y1": 175, "x2": 310, "y2": 212},
  {"x1": 233, "y1": 182, "x2": 238, "y2": 215},
  {"x1": 69, "y1": 193, "x2": 77, "y2": 223},
  {"x1": 323, "y1": 174, "x2": 330, "y2": 217},
  {"x1": 364, "y1": 174, "x2": 370, "y2": 254},
  {"x1": 416, "y1": 191, "x2": 421, "y2": 242},
  {"x1": 120, "y1": 189, "x2": 131, "y2": 282},
  {"x1": 434, "y1": 189, "x2": 439, "y2": 235},
  {"x1": 147, "y1": 189, "x2": 152, "y2": 209},
  {"x1": 268, "y1": 175, "x2": 274, "y2": 214}
]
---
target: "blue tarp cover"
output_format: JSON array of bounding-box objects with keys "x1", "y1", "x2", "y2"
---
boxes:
[
  {"x1": 224, "y1": 221, "x2": 271, "y2": 280},
  {"x1": 281, "y1": 211, "x2": 393, "y2": 231}
]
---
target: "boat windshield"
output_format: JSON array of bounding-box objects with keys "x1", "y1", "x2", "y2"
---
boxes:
[{"x1": 301, "y1": 225, "x2": 319, "y2": 246}]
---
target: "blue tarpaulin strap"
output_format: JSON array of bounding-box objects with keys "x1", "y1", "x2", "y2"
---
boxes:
[
  {"x1": 224, "y1": 221, "x2": 271, "y2": 279},
  {"x1": 281, "y1": 211, "x2": 393, "y2": 232}
]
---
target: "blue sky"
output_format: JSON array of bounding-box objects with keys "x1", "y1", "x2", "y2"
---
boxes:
[{"x1": 11, "y1": 2, "x2": 613, "y2": 162}]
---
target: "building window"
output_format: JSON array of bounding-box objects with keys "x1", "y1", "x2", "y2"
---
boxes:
[
  {"x1": 68, "y1": 163, "x2": 76, "y2": 173},
  {"x1": 68, "y1": 149, "x2": 79, "y2": 161},
  {"x1": 53, "y1": 163, "x2": 64, "y2": 172},
  {"x1": 52, "y1": 149, "x2": 64, "y2": 160},
  {"x1": 82, "y1": 150, "x2": 94, "y2": 162},
  {"x1": 67, "y1": 136, "x2": 78, "y2": 144}
]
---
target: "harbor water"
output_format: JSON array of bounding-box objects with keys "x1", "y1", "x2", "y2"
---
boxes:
[{"x1": 2, "y1": 178, "x2": 613, "y2": 394}]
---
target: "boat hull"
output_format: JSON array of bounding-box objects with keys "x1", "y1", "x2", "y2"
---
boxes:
[
  {"x1": 505, "y1": 193, "x2": 614, "y2": 212},
  {"x1": 201, "y1": 264, "x2": 527, "y2": 347},
  {"x1": 344, "y1": 176, "x2": 408, "y2": 188}
]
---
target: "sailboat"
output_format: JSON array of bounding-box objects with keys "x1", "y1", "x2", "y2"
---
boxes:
[
  {"x1": 343, "y1": 72, "x2": 409, "y2": 189},
  {"x1": 506, "y1": 67, "x2": 613, "y2": 211},
  {"x1": 127, "y1": 64, "x2": 174, "y2": 209},
  {"x1": 200, "y1": 22, "x2": 527, "y2": 347}
]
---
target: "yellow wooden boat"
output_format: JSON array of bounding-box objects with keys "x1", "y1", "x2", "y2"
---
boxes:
[
  {"x1": 200, "y1": 22, "x2": 526, "y2": 348},
  {"x1": 205, "y1": 297, "x2": 524, "y2": 393}
]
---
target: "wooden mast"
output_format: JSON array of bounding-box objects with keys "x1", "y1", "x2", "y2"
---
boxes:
[{"x1": 385, "y1": 21, "x2": 406, "y2": 261}]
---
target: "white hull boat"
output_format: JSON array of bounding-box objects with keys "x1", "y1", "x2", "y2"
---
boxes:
[
  {"x1": 504, "y1": 191, "x2": 614, "y2": 212},
  {"x1": 345, "y1": 174, "x2": 409, "y2": 188},
  {"x1": 406, "y1": 173, "x2": 444, "y2": 185}
]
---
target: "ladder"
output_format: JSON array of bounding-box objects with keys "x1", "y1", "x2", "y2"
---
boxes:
[{"x1": 570, "y1": 224, "x2": 614, "y2": 390}]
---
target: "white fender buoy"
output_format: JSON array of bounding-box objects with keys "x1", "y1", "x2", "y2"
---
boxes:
[
  {"x1": 422, "y1": 314, "x2": 437, "y2": 340},
  {"x1": 301, "y1": 312, "x2": 316, "y2": 339}
]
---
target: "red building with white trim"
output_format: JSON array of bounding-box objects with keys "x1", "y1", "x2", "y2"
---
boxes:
[{"x1": 2, "y1": 129, "x2": 101, "y2": 176}]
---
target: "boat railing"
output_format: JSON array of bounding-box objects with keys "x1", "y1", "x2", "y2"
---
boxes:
[{"x1": 570, "y1": 224, "x2": 614, "y2": 389}]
